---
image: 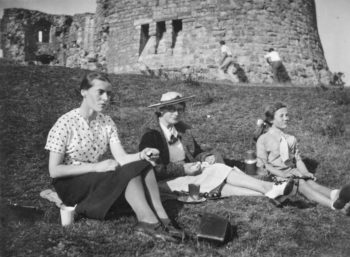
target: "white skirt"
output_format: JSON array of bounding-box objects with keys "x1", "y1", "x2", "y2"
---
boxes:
[{"x1": 164, "y1": 163, "x2": 233, "y2": 193}]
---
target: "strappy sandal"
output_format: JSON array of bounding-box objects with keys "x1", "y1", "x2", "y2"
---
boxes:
[{"x1": 203, "y1": 181, "x2": 226, "y2": 200}]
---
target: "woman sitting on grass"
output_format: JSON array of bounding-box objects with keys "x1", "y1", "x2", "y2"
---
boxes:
[
  {"x1": 255, "y1": 102, "x2": 350, "y2": 211},
  {"x1": 139, "y1": 91, "x2": 294, "y2": 200},
  {"x1": 45, "y1": 72, "x2": 182, "y2": 242}
]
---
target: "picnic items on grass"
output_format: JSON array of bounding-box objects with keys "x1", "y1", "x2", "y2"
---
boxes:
[{"x1": 197, "y1": 213, "x2": 231, "y2": 243}]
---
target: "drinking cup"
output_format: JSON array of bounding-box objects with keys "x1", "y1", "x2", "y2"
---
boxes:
[
  {"x1": 60, "y1": 205, "x2": 76, "y2": 226},
  {"x1": 188, "y1": 183, "x2": 200, "y2": 200}
]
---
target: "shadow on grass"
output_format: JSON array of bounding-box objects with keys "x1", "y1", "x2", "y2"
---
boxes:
[
  {"x1": 271, "y1": 195, "x2": 317, "y2": 210},
  {"x1": 303, "y1": 157, "x2": 319, "y2": 174},
  {"x1": 1, "y1": 203, "x2": 45, "y2": 224},
  {"x1": 224, "y1": 158, "x2": 245, "y2": 170}
]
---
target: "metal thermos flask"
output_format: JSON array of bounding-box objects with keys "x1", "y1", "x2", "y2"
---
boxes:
[{"x1": 244, "y1": 150, "x2": 257, "y2": 175}]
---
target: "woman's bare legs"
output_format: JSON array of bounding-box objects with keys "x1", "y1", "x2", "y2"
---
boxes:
[
  {"x1": 143, "y1": 168, "x2": 169, "y2": 220},
  {"x1": 226, "y1": 168, "x2": 273, "y2": 194},
  {"x1": 124, "y1": 175, "x2": 159, "y2": 223},
  {"x1": 305, "y1": 180, "x2": 333, "y2": 198},
  {"x1": 221, "y1": 184, "x2": 264, "y2": 197},
  {"x1": 298, "y1": 180, "x2": 332, "y2": 207}
]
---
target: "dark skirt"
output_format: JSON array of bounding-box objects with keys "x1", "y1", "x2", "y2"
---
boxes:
[{"x1": 52, "y1": 160, "x2": 151, "y2": 220}]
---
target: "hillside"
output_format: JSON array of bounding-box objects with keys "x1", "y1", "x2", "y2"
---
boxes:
[{"x1": 1, "y1": 62, "x2": 350, "y2": 257}]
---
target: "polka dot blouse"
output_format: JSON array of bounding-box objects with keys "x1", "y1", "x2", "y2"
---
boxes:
[{"x1": 45, "y1": 108, "x2": 120, "y2": 165}]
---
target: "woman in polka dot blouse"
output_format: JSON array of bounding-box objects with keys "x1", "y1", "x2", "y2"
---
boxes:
[{"x1": 45, "y1": 72, "x2": 183, "y2": 241}]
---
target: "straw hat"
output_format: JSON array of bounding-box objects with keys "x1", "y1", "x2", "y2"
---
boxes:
[{"x1": 147, "y1": 92, "x2": 195, "y2": 108}]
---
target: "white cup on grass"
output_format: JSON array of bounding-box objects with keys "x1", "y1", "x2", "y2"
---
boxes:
[{"x1": 60, "y1": 204, "x2": 76, "y2": 226}]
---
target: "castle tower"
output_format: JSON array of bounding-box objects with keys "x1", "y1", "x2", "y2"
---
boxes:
[{"x1": 100, "y1": 0, "x2": 330, "y2": 85}]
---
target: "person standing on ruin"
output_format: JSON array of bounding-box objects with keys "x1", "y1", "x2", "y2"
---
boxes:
[
  {"x1": 219, "y1": 40, "x2": 234, "y2": 73},
  {"x1": 264, "y1": 48, "x2": 283, "y2": 82},
  {"x1": 57, "y1": 43, "x2": 67, "y2": 66}
]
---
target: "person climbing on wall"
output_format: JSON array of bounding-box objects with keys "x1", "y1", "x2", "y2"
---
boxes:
[
  {"x1": 219, "y1": 40, "x2": 234, "y2": 73},
  {"x1": 264, "y1": 48, "x2": 284, "y2": 83}
]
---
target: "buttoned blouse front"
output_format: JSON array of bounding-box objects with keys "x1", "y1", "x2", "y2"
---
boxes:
[
  {"x1": 45, "y1": 108, "x2": 120, "y2": 165},
  {"x1": 256, "y1": 128, "x2": 301, "y2": 173}
]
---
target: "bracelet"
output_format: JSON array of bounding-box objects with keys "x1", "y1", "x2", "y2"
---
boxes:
[{"x1": 138, "y1": 151, "x2": 143, "y2": 160}]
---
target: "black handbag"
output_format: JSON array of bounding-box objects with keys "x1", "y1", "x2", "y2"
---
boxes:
[{"x1": 197, "y1": 213, "x2": 230, "y2": 243}]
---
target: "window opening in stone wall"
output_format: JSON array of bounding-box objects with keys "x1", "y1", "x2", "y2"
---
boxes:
[
  {"x1": 38, "y1": 31, "x2": 43, "y2": 42},
  {"x1": 139, "y1": 24, "x2": 149, "y2": 56},
  {"x1": 171, "y1": 19, "x2": 182, "y2": 48},
  {"x1": 34, "y1": 19, "x2": 51, "y2": 43},
  {"x1": 155, "y1": 21, "x2": 166, "y2": 54}
]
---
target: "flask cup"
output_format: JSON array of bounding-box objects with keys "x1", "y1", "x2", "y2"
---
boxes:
[{"x1": 244, "y1": 150, "x2": 257, "y2": 175}]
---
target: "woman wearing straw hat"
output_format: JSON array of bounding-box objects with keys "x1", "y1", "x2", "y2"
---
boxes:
[
  {"x1": 45, "y1": 73, "x2": 183, "y2": 242},
  {"x1": 139, "y1": 92, "x2": 294, "y2": 200}
]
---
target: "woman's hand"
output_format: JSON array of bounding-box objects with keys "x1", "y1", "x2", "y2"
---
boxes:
[
  {"x1": 94, "y1": 159, "x2": 120, "y2": 172},
  {"x1": 184, "y1": 162, "x2": 202, "y2": 176},
  {"x1": 286, "y1": 169, "x2": 303, "y2": 178},
  {"x1": 304, "y1": 172, "x2": 317, "y2": 181},
  {"x1": 204, "y1": 155, "x2": 216, "y2": 165},
  {"x1": 140, "y1": 148, "x2": 160, "y2": 165}
]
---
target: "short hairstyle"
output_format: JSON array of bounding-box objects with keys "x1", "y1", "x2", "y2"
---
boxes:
[
  {"x1": 268, "y1": 48, "x2": 274, "y2": 52},
  {"x1": 264, "y1": 102, "x2": 287, "y2": 124},
  {"x1": 219, "y1": 40, "x2": 225, "y2": 45},
  {"x1": 80, "y1": 72, "x2": 111, "y2": 91}
]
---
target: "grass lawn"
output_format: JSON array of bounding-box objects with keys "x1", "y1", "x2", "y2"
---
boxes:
[{"x1": 1, "y1": 61, "x2": 350, "y2": 257}]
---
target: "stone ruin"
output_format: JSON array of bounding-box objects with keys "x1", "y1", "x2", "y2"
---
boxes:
[
  {"x1": 0, "y1": 0, "x2": 332, "y2": 85},
  {"x1": 0, "y1": 8, "x2": 101, "y2": 70}
]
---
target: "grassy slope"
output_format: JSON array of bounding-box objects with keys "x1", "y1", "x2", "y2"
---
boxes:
[{"x1": 1, "y1": 62, "x2": 350, "y2": 257}]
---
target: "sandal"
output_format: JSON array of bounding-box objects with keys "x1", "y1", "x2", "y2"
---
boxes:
[
  {"x1": 160, "y1": 218, "x2": 185, "y2": 241},
  {"x1": 134, "y1": 222, "x2": 178, "y2": 242},
  {"x1": 40, "y1": 189, "x2": 63, "y2": 207},
  {"x1": 203, "y1": 181, "x2": 226, "y2": 200}
]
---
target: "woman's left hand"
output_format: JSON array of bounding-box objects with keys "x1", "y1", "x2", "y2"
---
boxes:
[
  {"x1": 305, "y1": 172, "x2": 316, "y2": 181},
  {"x1": 140, "y1": 148, "x2": 160, "y2": 165}
]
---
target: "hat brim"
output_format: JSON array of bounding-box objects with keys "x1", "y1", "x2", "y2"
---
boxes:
[{"x1": 147, "y1": 95, "x2": 195, "y2": 108}]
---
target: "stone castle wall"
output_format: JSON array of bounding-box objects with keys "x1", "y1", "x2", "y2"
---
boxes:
[
  {"x1": 0, "y1": 8, "x2": 100, "y2": 69},
  {"x1": 101, "y1": 0, "x2": 330, "y2": 85},
  {"x1": 1, "y1": 1, "x2": 331, "y2": 85},
  {"x1": 0, "y1": 9, "x2": 72, "y2": 62}
]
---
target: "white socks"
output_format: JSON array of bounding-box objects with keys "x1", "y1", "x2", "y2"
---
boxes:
[{"x1": 330, "y1": 189, "x2": 340, "y2": 210}]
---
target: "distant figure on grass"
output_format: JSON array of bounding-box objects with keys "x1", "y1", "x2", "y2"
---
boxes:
[
  {"x1": 45, "y1": 72, "x2": 183, "y2": 242},
  {"x1": 139, "y1": 91, "x2": 294, "y2": 201},
  {"x1": 330, "y1": 72, "x2": 345, "y2": 87},
  {"x1": 264, "y1": 48, "x2": 290, "y2": 83},
  {"x1": 255, "y1": 102, "x2": 350, "y2": 212}
]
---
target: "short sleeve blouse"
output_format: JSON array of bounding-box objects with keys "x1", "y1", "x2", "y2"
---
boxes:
[
  {"x1": 256, "y1": 129, "x2": 301, "y2": 172},
  {"x1": 45, "y1": 108, "x2": 120, "y2": 165},
  {"x1": 221, "y1": 45, "x2": 232, "y2": 56}
]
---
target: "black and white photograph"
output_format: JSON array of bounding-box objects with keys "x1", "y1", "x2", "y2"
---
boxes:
[{"x1": 0, "y1": 0, "x2": 349, "y2": 256}]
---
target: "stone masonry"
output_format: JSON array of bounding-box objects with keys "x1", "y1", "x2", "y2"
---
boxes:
[
  {"x1": 1, "y1": 0, "x2": 331, "y2": 85},
  {"x1": 0, "y1": 8, "x2": 100, "y2": 70},
  {"x1": 102, "y1": 0, "x2": 330, "y2": 84}
]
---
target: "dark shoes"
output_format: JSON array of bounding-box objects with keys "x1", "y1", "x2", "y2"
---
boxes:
[
  {"x1": 134, "y1": 221, "x2": 178, "y2": 242},
  {"x1": 332, "y1": 184, "x2": 350, "y2": 210},
  {"x1": 160, "y1": 218, "x2": 186, "y2": 241}
]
